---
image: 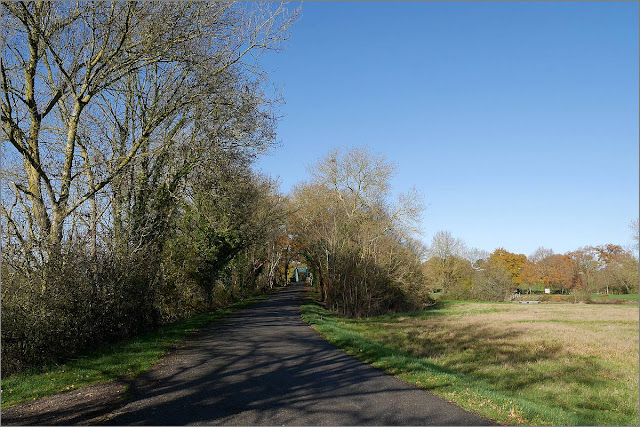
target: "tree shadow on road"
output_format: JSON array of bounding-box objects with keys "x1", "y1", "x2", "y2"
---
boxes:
[{"x1": 97, "y1": 285, "x2": 490, "y2": 426}]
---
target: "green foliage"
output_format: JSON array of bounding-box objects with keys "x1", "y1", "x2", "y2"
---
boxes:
[{"x1": 2, "y1": 137, "x2": 289, "y2": 377}]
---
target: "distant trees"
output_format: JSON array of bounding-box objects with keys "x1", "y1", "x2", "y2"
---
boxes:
[
  {"x1": 1, "y1": 1, "x2": 298, "y2": 374},
  {"x1": 289, "y1": 147, "x2": 429, "y2": 317},
  {"x1": 472, "y1": 256, "x2": 512, "y2": 301},
  {"x1": 527, "y1": 253, "x2": 575, "y2": 293},
  {"x1": 421, "y1": 236, "x2": 638, "y2": 302},
  {"x1": 421, "y1": 231, "x2": 515, "y2": 301},
  {"x1": 522, "y1": 244, "x2": 638, "y2": 296},
  {"x1": 589, "y1": 245, "x2": 638, "y2": 294}
]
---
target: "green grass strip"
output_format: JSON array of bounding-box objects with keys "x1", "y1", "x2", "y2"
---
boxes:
[
  {"x1": 589, "y1": 293, "x2": 639, "y2": 301},
  {"x1": 1, "y1": 294, "x2": 268, "y2": 408},
  {"x1": 300, "y1": 298, "x2": 634, "y2": 426}
]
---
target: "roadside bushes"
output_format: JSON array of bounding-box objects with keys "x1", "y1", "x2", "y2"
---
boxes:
[
  {"x1": 1, "y1": 218, "x2": 288, "y2": 376},
  {"x1": 1, "y1": 162, "x2": 291, "y2": 375},
  {"x1": 322, "y1": 248, "x2": 423, "y2": 317},
  {"x1": 1, "y1": 252, "x2": 157, "y2": 375}
]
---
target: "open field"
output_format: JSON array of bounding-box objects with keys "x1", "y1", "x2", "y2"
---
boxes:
[
  {"x1": 538, "y1": 294, "x2": 638, "y2": 304},
  {"x1": 1, "y1": 295, "x2": 268, "y2": 409},
  {"x1": 301, "y1": 295, "x2": 639, "y2": 425},
  {"x1": 434, "y1": 293, "x2": 639, "y2": 304}
]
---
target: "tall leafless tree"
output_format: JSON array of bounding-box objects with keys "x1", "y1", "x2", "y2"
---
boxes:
[{"x1": 1, "y1": 1, "x2": 297, "y2": 261}]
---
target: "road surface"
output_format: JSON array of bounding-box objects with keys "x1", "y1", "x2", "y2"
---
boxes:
[{"x1": 99, "y1": 283, "x2": 492, "y2": 425}]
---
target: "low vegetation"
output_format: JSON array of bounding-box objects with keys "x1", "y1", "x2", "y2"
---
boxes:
[
  {"x1": 541, "y1": 293, "x2": 639, "y2": 304},
  {"x1": 1, "y1": 294, "x2": 268, "y2": 408},
  {"x1": 301, "y1": 291, "x2": 639, "y2": 425}
]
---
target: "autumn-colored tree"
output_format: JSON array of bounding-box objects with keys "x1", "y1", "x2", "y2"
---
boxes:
[
  {"x1": 540, "y1": 254, "x2": 575, "y2": 292},
  {"x1": 488, "y1": 248, "x2": 528, "y2": 286}
]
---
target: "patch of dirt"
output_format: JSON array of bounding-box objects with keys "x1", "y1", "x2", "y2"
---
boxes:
[{"x1": 1, "y1": 381, "x2": 128, "y2": 426}]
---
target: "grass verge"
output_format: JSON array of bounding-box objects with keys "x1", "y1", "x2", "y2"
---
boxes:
[
  {"x1": 301, "y1": 290, "x2": 639, "y2": 426},
  {"x1": 1, "y1": 293, "x2": 270, "y2": 408}
]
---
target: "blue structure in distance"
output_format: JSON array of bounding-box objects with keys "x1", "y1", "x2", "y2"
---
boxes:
[{"x1": 292, "y1": 266, "x2": 308, "y2": 282}]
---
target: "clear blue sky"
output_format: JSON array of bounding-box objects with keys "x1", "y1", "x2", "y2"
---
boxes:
[{"x1": 255, "y1": 1, "x2": 639, "y2": 256}]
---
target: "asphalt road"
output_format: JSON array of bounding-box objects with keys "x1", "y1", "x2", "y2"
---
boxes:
[{"x1": 99, "y1": 283, "x2": 492, "y2": 425}]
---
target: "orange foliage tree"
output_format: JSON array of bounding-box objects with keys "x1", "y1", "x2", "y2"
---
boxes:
[
  {"x1": 488, "y1": 248, "x2": 528, "y2": 286},
  {"x1": 540, "y1": 254, "x2": 575, "y2": 293}
]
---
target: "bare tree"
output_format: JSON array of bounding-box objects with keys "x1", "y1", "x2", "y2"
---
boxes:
[
  {"x1": 1, "y1": 1, "x2": 297, "y2": 259},
  {"x1": 292, "y1": 147, "x2": 427, "y2": 317},
  {"x1": 428, "y1": 230, "x2": 464, "y2": 260},
  {"x1": 528, "y1": 246, "x2": 554, "y2": 264},
  {"x1": 425, "y1": 230, "x2": 468, "y2": 291}
]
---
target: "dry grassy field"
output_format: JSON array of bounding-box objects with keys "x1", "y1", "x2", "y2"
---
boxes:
[{"x1": 302, "y1": 299, "x2": 639, "y2": 425}]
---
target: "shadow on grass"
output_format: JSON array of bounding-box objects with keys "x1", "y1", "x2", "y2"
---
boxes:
[{"x1": 300, "y1": 293, "x2": 637, "y2": 426}]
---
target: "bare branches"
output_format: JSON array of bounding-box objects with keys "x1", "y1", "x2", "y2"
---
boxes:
[
  {"x1": 1, "y1": 1, "x2": 295, "y2": 255},
  {"x1": 292, "y1": 147, "x2": 428, "y2": 316}
]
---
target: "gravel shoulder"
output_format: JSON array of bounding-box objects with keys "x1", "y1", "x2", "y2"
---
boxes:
[{"x1": 2, "y1": 381, "x2": 127, "y2": 425}]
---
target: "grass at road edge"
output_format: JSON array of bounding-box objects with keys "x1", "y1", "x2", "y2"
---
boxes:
[
  {"x1": 300, "y1": 290, "x2": 636, "y2": 426},
  {"x1": 1, "y1": 293, "x2": 271, "y2": 408}
]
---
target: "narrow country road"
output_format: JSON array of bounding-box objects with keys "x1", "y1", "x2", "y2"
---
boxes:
[
  {"x1": 99, "y1": 283, "x2": 491, "y2": 425},
  {"x1": 5, "y1": 284, "x2": 493, "y2": 426}
]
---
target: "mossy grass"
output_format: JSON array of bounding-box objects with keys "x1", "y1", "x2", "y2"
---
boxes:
[
  {"x1": 2, "y1": 293, "x2": 270, "y2": 408},
  {"x1": 301, "y1": 290, "x2": 639, "y2": 425}
]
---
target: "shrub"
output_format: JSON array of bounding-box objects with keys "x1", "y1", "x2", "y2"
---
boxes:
[{"x1": 1, "y1": 251, "x2": 158, "y2": 375}]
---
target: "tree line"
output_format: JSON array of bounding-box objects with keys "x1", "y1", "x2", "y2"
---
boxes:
[
  {"x1": 285, "y1": 148, "x2": 638, "y2": 314},
  {"x1": 1, "y1": 1, "x2": 298, "y2": 375},
  {"x1": 422, "y1": 231, "x2": 639, "y2": 301}
]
